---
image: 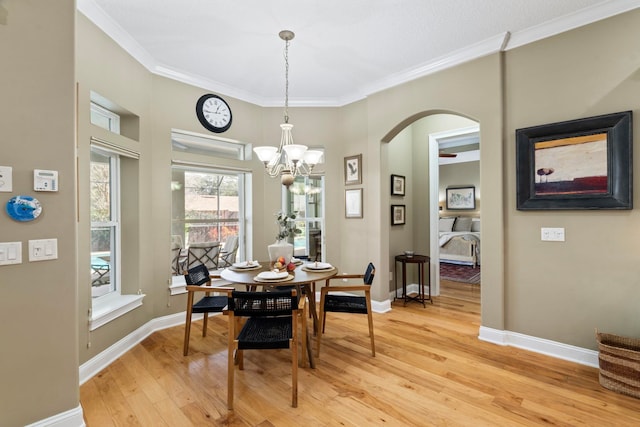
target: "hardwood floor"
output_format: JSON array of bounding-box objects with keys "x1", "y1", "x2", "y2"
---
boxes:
[{"x1": 80, "y1": 284, "x2": 640, "y2": 426}]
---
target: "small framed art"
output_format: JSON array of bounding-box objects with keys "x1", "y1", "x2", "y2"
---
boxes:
[
  {"x1": 344, "y1": 154, "x2": 362, "y2": 185},
  {"x1": 345, "y1": 188, "x2": 363, "y2": 218},
  {"x1": 446, "y1": 186, "x2": 476, "y2": 210},
  {"x1": 391, "y1": 204, "x2": 405, "y2": 225},
  {"x1": 391, "y1": 174, "x2": 405, "y2": 196}
]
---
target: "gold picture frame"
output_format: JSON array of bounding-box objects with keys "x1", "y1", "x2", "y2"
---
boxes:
[{"x1": 344, "y1": 154, "x2": 362, "y2": 185}]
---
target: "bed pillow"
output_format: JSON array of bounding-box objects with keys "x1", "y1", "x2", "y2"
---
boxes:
[
  {"x1": 453, "y1": 216, "x2": 473, "y2": 232},
  {"x1": 439, "y1": 217, "x2": 455, "y2": 232},
  {"x1": 471, "y1": 219, "x2": 481, "y2": 232}
]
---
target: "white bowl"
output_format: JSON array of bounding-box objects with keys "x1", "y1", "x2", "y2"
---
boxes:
[{"x1": 404, "y1": 251, "x2": 414, "y2": 257}]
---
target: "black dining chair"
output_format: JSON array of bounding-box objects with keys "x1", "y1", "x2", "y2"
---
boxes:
[
  {"x1": 226, "y1": 288, "x2": 304, "y2": 409},
  {"x1": 183, "y1": 264, "x2": 232, "y2": 356},
  {"x1": 316, "y1": 262, "x2": 376, "y2": 357}
]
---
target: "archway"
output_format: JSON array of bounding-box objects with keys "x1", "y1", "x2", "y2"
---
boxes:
[{"x1": 383, "y1": 111, "x2": 480, "y2": 307}]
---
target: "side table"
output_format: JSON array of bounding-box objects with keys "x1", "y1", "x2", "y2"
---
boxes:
[{"x1": 394, "y1": 254, "x2": 432, "y2": 307}]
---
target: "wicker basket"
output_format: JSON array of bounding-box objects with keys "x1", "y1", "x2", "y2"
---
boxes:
[{"x1": 596, "y1": 330, "x2": 640, "y2": 399}]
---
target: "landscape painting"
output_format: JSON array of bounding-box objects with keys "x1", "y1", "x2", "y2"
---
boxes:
[
  {"x1": 534, "y1": 133, "x2": 607, "y2": 196},
  {"x1": 516, "y1": 110, "x2": 632, "y2": 210}
]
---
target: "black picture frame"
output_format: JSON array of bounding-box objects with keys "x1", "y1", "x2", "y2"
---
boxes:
[
  {"x1": 446, "y1": 186, "x2": 476, "y2": 210},
  {"x1": 516, "y1": 111, "x2": 632, "y2": 210},
  {"x1": 391, "y1": 205, "x2": 405, "y2": 225},
  {"x1": 391, "y1": 174, "x2": 405, "y2": 196}
]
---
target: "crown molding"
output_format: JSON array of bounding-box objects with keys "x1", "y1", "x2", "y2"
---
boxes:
[
  {"x1": 506, "y1": 0, "x2": 640, "y2": 50},
  {"x1": 78, "y1": 0, "x2": 640, "y2": 108}
]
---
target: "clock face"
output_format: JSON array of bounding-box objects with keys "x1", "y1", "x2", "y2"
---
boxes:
[{"x1": 196, "y1": 94, "x2": 232, "y2": 133}]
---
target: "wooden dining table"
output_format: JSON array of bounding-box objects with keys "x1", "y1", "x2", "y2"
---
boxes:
[{"x1": 220, "y1": 261, "x2": 338, "y2": 368}]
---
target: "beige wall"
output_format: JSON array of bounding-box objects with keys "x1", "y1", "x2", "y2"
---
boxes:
[
  {"x1": 3, "y1": 4, "x2": 640, "y2": 425},
  {"x1": 0, "y1": 1, "x2": 78, "y2": 426},
  {"x1": 503, "y1": 11, "x2": 640, "y2": 348}
]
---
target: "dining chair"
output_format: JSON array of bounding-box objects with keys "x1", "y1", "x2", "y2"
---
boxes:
[
  {"x1": 183, "y1": 263, "x2": 233, "y2": 356},
  {"x1": 218, "y1": 235, "x2": 239, "y2": 268},
  {"x1": 186, "y1": 241, "x2": 221, "y2": 271},
  {"x1": 316, "y1": 262, "x2": 376, "y2": 357},
  {"x1": 226, "y1": 288, "x2": 304, "y2": 409}
]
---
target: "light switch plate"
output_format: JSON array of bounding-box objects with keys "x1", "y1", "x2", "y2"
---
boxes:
[
  {"x1": 0, "y1": 242, "x2": 22, "y2": 265},
  {"x1": 0, "y1": 166, "x2": 12, "y2": 192},
  {"x1": 541, "y1": 227, "x2": 565, "y2": 242},
  {"x1": 28, "y1": 238, "x2": 58, "y2": 261}
]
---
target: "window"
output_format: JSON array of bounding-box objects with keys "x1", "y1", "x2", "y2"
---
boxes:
[
  {"x1": 285, "y1": 176, "x2": 324, "y2": 261},
  {"x1": 172, "y1": 166, "x2": 245, "y2": 256},
  {"x1": 90, "y1": 148, "x2": 120, "y2": 298},
  {"x1": 90, "y1": 102, "x2": 121, "y2": 134},
  {"x1": 89, "y1": 144, "x2": 143, "y2": 329}
]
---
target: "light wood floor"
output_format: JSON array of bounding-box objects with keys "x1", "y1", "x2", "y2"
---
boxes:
[{"x1": 80, "y1": 281, "x2": 640, "y2": 426}]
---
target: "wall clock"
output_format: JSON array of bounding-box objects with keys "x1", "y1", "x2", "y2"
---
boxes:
[{"x1": 195, "y1": 94, "x2": 232, "y2": 133}]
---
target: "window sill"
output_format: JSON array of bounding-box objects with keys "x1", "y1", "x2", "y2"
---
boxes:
[{"x1": 90, "y1": 293, "x2": 145, "y2": 331}]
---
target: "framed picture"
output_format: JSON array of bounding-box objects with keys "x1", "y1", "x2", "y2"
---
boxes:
[
  {"x1": 516, "y1": 111, "x2": 632, "y2": 210},
  {"x1": 446, "y1": 186, "x2": 476, "y2": 210},
  {"x1": 345, "y1": 188, "x2": 363, "y2": 218},
  {"x1": 391, "y1": 174, "x2": 405, "y2": 196},
  {"x1": 391, "y1": 205, "x2": 405, "y2": 225},
  {"x1": 344, "y1": 154, "x2": 362, "y2": 185}
]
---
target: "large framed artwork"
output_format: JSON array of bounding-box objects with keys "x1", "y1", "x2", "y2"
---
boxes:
[{"x1": 516, "y1": 111, "x2": 632, "y2": 210}]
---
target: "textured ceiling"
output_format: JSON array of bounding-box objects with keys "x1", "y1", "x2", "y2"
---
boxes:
[{"x1": 78, "y1": 0, "x2": 637, "y2": 107}]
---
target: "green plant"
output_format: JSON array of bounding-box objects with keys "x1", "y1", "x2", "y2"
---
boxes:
[{"x1": 275, "y1": 211, "x2": 301, "y2": 241}]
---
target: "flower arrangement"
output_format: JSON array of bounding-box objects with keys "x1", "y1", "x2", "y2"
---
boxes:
[{"x1": 275, "y1": 211, "x2": 301, "y2": 241}]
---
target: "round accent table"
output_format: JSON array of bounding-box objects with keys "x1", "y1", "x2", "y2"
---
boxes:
[{"x1": 394, "y1": 254, "x2": 432, "y2": 307}]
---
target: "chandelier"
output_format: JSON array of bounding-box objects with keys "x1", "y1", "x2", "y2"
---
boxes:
[{"x1": 253, "y1": 30, "x2": 323, "y2": 187}]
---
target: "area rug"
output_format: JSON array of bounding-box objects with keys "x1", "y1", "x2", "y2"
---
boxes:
[{"x1": 440, "y1": 263, "x2": 481, "y2": 284}]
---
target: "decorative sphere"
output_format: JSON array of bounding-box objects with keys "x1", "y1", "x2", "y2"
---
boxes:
[{"x1": 281, "y1": 173, "x2": 294, "y2": 187}]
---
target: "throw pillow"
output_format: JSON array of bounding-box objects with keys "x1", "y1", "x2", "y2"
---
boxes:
[
  {"x1": 471, "y1": 219, "x2": 481, "y2": 232},
  {"x1": 453, "y1": 216, "x2": 473, "y2": 232},
  {"x1": 439, "y1": 217, "x2": 455, "y2": 232}
]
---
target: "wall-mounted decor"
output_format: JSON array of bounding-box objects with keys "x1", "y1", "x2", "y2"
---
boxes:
[
  {"x1": 446, "y1": 186, "x2": 476, "y2": 210},
  {"x1": 391, "y1": 204, "x2": 405, "y2": 225},
  {"x1": 391, "y1": 174, "x2": 405, "y2": 196},
  {"x1": 516, "y1": 111, "x2": 632, "y2": 210},
  {"x1": 344, "y1": 154, "x2": 362, "y2": 185},
  {"x1": 345, "y1": 188, "x2": 363, "y2": 218}
]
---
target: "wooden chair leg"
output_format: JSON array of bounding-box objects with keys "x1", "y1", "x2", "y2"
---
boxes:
[
  {"x1": 316, "y1": 292, "x2": 326, "y2": 357},
  {"x1": 292, "y1": 315, "x2": 298, "y2": 407},
  {"x1": 300, "y1": 302, "x2": 308, "y2": 368},
  {"x1": 202, "y1": 312, "x2": 208, "y2": 337},
  {"x1": 227, "y1": 314, "x2": 235, "y2": 410},
  {"x1": 366, "y1": 294, "x2": 375, "y2": 357},
  {"x1": 183, "y1": 291, "x2": 195, "y2": 356}
]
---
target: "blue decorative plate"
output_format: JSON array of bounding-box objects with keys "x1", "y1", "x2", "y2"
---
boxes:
[{"x1": 6, "y1": 195, "x2": 42, "y2": 222}]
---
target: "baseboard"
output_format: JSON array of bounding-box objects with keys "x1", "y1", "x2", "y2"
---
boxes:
[
  {"x1": 79, "y1": 311, "x2": 198, "y2": 384},
  {"x1": 24, "y1": 404, "x2": 85, "y2": 427},
  {"x1": 479, "y1": 326, "x2": 599, "y2": 368}
]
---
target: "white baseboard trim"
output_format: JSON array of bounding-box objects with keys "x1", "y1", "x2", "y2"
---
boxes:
[
  {"x1": 24, "y1": 404, "x2": 85, "y2": 427},
  {"x1": 79, "y1": 311, "x2": 199, "y2": 385},
  {"x1": 478, "y1": 326, "x2": 599, "y2": 368}
]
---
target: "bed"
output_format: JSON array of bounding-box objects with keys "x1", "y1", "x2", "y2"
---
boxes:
[{"x1": 438, "y1": 217, "x2": 480, "y2": 267}]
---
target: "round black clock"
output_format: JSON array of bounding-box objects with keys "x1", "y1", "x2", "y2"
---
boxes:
[{"x1": 195, "y1": 94, "x2": 232, "y2": 133}]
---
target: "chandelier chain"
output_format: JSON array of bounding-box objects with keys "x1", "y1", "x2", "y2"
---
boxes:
[{"x1": 284, "y1": 37, "x2": 290, "y2": 124}]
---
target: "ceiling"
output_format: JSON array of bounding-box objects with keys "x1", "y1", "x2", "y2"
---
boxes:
[{"x1": 78, "y1": 0, "x2": 637, "y2": 107}]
